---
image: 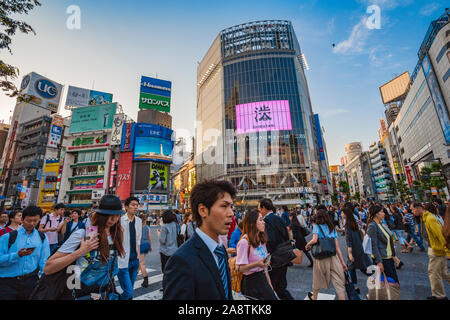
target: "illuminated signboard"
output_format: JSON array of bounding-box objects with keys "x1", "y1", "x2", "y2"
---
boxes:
[{"x1": 235, "y1": 100, "x2": 292, "y2": 134}]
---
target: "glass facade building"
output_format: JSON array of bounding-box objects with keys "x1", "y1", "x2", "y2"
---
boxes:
[{"x1": 195, "y1": 20, "x2": 329, "y2": 206}]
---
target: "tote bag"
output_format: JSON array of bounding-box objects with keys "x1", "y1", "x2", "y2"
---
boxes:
[{"x1": 311, "y1": 225, "x2": 336, "y2": 260}]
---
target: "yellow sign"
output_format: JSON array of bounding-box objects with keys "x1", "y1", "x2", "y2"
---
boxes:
[{"x1": 38, "y1": 161, "x2": 60, "y2": 207}]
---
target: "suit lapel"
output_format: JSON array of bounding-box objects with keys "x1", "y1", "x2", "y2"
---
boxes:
[{"x1": 193, "y1": 233, "x2": 226, "y2": 299}]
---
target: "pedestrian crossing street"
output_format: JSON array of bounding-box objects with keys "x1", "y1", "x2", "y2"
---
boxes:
[{"x1": 115, "y1": 268, "x2": 164, "y2": 300}]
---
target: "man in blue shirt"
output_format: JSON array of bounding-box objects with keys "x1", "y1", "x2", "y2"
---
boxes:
[{"x1": 0, "y1": 206, "x2": 50, "y2": 300}]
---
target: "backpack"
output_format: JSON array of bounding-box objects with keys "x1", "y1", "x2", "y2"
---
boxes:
[
  {"x1": 42, "y1": 214, "x2": 63, "y2": 229},
  {"x1": 8, "y1": 230, "x2": 45, "y2": 250},
  {"x1": 229, "y1": 235, "x2": 251, "y2": 293}
]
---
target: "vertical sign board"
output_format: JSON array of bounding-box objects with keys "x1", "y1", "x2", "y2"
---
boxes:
[
  {"x1": 405, "y1": 165, "x2": 414, "y2": 189},
  {"x1": 48, "y1": 115, "x2": 64, "y2": 148},
  {"x1": 422, "y1": 55, "x2": 450, "y2": 144},
  {"x1": 121, "y1": 123, "x2": 136, "y2": 151},
  {"x1": 111, "y1": 114, "x2": 124, "y2": 146},
  {"x1": 1, "y1": 121, "x2": 18, "y2": 183},
  {"x1": 314, "y1": 114, "x2": 325, "y2": 161},
  {"x1": 116, "y1": 152, "x2": 133, "y2": 201}
]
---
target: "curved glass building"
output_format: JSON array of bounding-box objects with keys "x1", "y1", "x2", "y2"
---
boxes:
[{"x1": 195, "y1": 20, "x2": 330, "y2": 206}]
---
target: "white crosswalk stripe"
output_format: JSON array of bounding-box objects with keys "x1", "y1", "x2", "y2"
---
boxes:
[
  {"x1": 134, "y1": 288, "x2": 164, "y2": 300},
  {"x1": 115, "y1": 273, "x2": 163, "y2": 296}
]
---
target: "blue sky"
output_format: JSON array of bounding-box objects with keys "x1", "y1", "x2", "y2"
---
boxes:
[{"x1": 1, "y1": 0, "x2": 448, "y2": 165}]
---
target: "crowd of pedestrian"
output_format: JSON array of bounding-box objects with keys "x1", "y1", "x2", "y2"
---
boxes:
[{"x1": 0, "y1": 181, "x2": 449, "y2": 300}]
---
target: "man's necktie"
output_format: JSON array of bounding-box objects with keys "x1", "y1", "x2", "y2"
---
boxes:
[{"x1": 214, "y1": 245, "x2": 229, "y2": 299}]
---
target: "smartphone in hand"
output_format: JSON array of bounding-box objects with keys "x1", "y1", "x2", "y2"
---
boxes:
[{"x1": 85, "y1": 226, "x2": 98, "y2": 240}]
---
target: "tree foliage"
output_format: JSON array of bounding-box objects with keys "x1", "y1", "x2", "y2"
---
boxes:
[{"x1": 0, "y1": 0, "x2": 41, "y2": 98}]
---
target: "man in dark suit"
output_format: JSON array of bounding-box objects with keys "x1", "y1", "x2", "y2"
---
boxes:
[
  {"x1": 259, "y1": 198, "x2": 294, "y2": 300},
  {"x1": 163, "y1": 180, "x2": 236, "y2": 300}
]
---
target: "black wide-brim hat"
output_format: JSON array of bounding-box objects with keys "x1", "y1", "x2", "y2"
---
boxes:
[{"x1": 94, "y1": 195, "x2": 125, "y2": 215}]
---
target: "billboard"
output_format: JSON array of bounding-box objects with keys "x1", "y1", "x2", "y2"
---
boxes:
[
  {"x1": 149, "y1": 162, "x2": 168, "y2": 191},
  {"x1": 48, "y1": 115, "x2": 64, "y2": 148},
  {"x1": 139, "y1": 76, "x2": 172, "y2": 112},
  {"x1": 121, "y1": 123, "x2": 136, "y2": 151},
  {"x1": 111, "y1": 114, "x2": 125, "y2": 146},
  {"x1": 38, "y1": 159, "x2": 60, "y2": 207},
  {"x1": 314, "y1": 114, "x2": 325, "y2": 161},
  {"x1": 69, "y1": 103, "x2": 117, "y2": 134},
  {"x1": 235, "y1": 100, "x2": 292, "y2": 134},
  {"x1": 379, "y1": 71, "x2": 411, "y2": 105},
  {"x1": 133, "y1": 123, "x2": 173, "y2": 163},
  {"x1": 65, "y1": 85, "x2": 113, "y2": 108},
  {"x1": 116, "y1": 152, "x2": 133, "y2": 201},
  {"x1": 422, "y1": 55, "x2": 450, "y2": 145},
  {"x1": 19, "y1": 72, "x2": 63, "y2": 113}
]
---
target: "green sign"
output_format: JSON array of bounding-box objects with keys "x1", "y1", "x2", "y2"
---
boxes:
[
  {"x1": 70, "y1": 103, "x2": 117, "y2": 134},
  {"x1": 72, "y1": 135, "x2": 107, "y2": 147},
  {"x1": 139, "y1": 92, "x2": 171, "y2": 112}
]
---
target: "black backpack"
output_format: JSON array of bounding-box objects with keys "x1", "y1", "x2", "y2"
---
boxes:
[{"x1": 8, "y1": 230, "x2": 45, "y2": 250}]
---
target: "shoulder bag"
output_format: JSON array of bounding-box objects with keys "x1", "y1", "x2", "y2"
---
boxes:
[{"x1": 311, "y1": 225, "x2": 336, "y2": 260}]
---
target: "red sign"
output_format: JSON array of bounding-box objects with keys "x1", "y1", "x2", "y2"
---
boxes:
[
  {"x1": 123, "y1": 123, "x2": 132, "y2": 150},
  {"x1": 116, "y1": 152, "x2": 133, "y2": 201},
  {"x1": 96, "y1": 178, "x2": 104, "y2": 189},
  {"x1": 405, "y1": 165, "x2": 413, "y2": 189}
]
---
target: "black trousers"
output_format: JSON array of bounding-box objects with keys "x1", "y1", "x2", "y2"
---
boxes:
[
  {"x1": 268, "y1": 266, "x2": 294, "y2": 300},
  {"x1": 160, "y1": 253, "x2": 171, "y2": 274},
  {"x1": 0, "y1": 275, "x2": 39, "y2": 300},
  {"x1": 242, "y1": 271, "x2": 278, "y2": 300}
]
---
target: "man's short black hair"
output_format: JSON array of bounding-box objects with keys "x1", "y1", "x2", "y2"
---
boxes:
[
  {"x1": 190, "y1": 180, "x2": 236, "y2": 227},
  {"x1": 317, "y1": 204, "x2": 327, "y2": 211},
  {"x1": 412, "y1": 202, "x2": 423, "y2": 209},
  {"x1": 125, "y1": 196, "x2": 139, "y2": 207},
  {"x1": 259, "y1": 198, "x2": 275, "y2": 212},
  {"x1": 0, "y1": 212, "x2": 8, "y2": 216},
  {"x1": 23, "y1": 206, "x2": 43, "y2": 219},
  {"x1": 54, "y1": 203, "x2": 65, "y2": 210}
]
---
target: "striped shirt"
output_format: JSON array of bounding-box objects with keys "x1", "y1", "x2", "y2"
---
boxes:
[{"x1": 404, "y1": 212, "x2": 415, "y2": 226}]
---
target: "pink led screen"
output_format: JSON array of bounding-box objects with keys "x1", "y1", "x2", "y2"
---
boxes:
[{"x1": 235, "y1": 100, "x2": 292, "y2": 134}]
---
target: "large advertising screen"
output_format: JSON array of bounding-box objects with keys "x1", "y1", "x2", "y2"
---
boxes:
[
  {"x1": 379, "y1": 71, "x2": 411, "y2": 105},
  {"x1": 148, "y1": 162, "x2": 168, "y2": 191},
  {"x1": 235, "y1": 100, "x2": 292, "y2": 134},
  {"x1": 65, "y1": 85, "x2": 113, "y2": 109},
  {"x1": 139, "y1": 76, "x2": 172, "y2": 112},
  {"x1": 133, "y1": 123, "x2": 173, "y2": 163},
  {"x1": 20, "y1": 72, "x2": 63, "y2": 113},
  {"x1": 422, "y1": 55, "x2": 450, "y2": 145},
  {"x1": 69, "y1": 103, "x2": 117, "y2": 134}
]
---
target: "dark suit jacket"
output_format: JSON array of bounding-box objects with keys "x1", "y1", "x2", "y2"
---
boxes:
[
  {"x1": 162, "y1": 231, "x2": 233, "y2": 300},
  {"x1": 264, "y1": 212, "x2": 289, "y2": 254},
  {"x1": 367, "y1": 222, "x2": 396, "y2": 265}
]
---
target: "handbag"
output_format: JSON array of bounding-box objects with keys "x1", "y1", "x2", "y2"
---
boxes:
[
  {"x1": 271, "y1": 240, "x2": 297, "y2": 268},
  {"x1": 311, "y1": 225, "x2": 336, "y2": 260},
  {"x1": 367, "y1": 269, "x2": 400, "y2": 300},
  {"x1": 362, "y1": 234, "x2": 372, "y2": 255},
  {"x1": 29, "y1": 264, "x2": 76, "y2": 300},
  {"x1": 300, "y1": 226, "x2": 311, "y2": 237},
  {"x1": 344, "y1": 271, "x2": 361, "y2": 300},
  {"x1": 176, "y1": 223, "x2": 184, "y2": 247}
]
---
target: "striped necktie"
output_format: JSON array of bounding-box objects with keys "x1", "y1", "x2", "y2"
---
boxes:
[{"x1": 214, "y1": 245, "x2": 229, "y2": 299}]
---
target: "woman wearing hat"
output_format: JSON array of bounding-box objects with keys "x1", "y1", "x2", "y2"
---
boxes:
[{"x1": 42, "y1": 195, "x2": 125, "y2": 300}]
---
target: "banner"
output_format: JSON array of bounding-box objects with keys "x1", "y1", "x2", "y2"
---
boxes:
[
  {"x1": 116, "y1": 152, "x2": 133, "y2": 201},
  {"x1": 38, "y1": 159, "x2": 60, "y2": 207},
  {"x1": 405, "y1": 165, "x2": 413, "y2": 189},
  {"x1": 235, "y1": 100, "x2": 292, "y2": 134},
  {"x1": 65, "y1": 85, "x2": 113, "y2": 108},
  {"x1": 149, "y1": 162, "x2": 168, "y2": 191},
  {"x1": 48, "y1": 115, "x2": 64, "y2": 148},
  {"x1": 69, "y1": 103, "x2": 117, "y2": 134},
  {"x1": 422, "y1": 55, "x2": 450, "y2": 144}
]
